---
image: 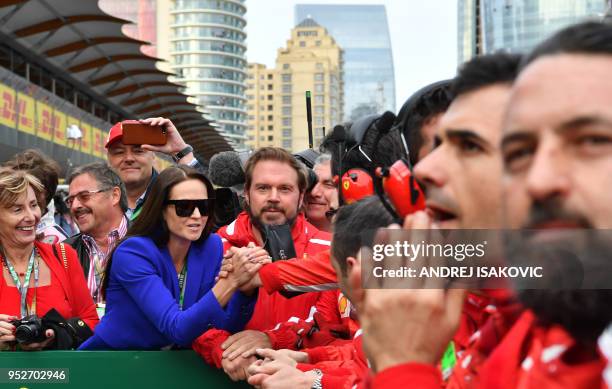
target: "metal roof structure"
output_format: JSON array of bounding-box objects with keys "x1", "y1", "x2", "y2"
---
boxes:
[{"x1": 0, "y1": 0, "x2": 233, "y2": 159}]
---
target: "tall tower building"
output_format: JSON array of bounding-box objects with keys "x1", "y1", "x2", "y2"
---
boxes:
[
  {"x1": 161, "y1": 0, "x2": 248, "y2": 150},
  {"x1": 295, "y1": 4, "x2": 395, "y2": 122},
  {"x1": 458, "y1": 0, "x2": 607, "y2": 63},
  {"x1": 246, "y1": 18, "x2": 343, "y2": 152},
  {"x1": 245, "y1": 63, "x2": 276, "y2": 149}
]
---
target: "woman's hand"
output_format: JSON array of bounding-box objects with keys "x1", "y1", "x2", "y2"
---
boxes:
[
  {"x1": 19, "y1": 329, "x2": 55, "y2": 351},
  {"x1": 226, "y1": 246, "x2": 268, "y2": 288},
  {"x1": 0, "y1": 314, "x2": 17, "y2": 348},
  {"x1": 217, "y1": 243, "x2": 270, "y2": 282}
]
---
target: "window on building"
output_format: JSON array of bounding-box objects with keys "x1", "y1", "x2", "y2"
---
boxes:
[
  {"x1": 268, "y1": 115, "x2": 273, "y2": 121},
  {"x1": 299, "y1": 41, "x2": 306, "y2": 47},
  {"x1": 315, "y1": 40, "x2": 321, "y2": 46},
  {"x1": 248, "y1": 115, "x2": 255, "y2": 120},
  {"x1": 315, "y1": 84, "x2": 324, "y2": 92},
  {"x1": 282, "y1": 95, "x2": 291, "y2": 105},
  {"x1": 282, "y1": 107, "x2": 291, "y2": 116},
  {"x1": 315, "y1": 95, "x2": 324, "y2": 104},
  {"x1": 247, "y1": 105, "x2": 254, "y2": 110},
  {"x1": 283, "y1": 63, "x2": 290, "y2": 70},
  {"x1": 282, "y1": 84, "x2": 291, "y2": 93},
  {"x1": 267, "y1": 95, "x2": 273, "y2": 100},
  {"x1": 282, "y1": 74, "x2": 291, "y2": 83},
  {"x1": 268, "y1": 125, "x2": 273, "y2": 131},
  {"x1": 315, "y1": 106, "x2": 324, "y2": 115},
  {"x1": 282, "y1": 129, "x2": 291, "y2": 138},
  {"x1": 268, "y1": 135, "x2": 273, "y2": 141},
  {"x1": 260, "y1": 135, "x2": 265, "y2": 141},
  {"x1": 267, "y1": 74, "x2": 273, "y2": 80},
  {"x1": 316, "y1": 117, "x2": 324, "y2": 125},
  {"x1": 314, "y1": 73, "x2": 324, "y2": 82},
  {"x1": 283, "y1": 139, "x2": 291, "y2": 148},
  {"x1": 282, "y1": 118, "x2": 291, "y2": 126},
  {"x1": 266, "y1": 105, "x2": 272, "y2": 111}
]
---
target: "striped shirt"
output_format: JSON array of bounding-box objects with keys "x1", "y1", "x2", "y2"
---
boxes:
[{"x1": 82, "y1": 216, "x2": 129, "y2": 303}]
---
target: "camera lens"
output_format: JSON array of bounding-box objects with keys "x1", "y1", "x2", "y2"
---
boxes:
[{"x1": 15, "y1": 323, "x2": 42, "y2": 344}]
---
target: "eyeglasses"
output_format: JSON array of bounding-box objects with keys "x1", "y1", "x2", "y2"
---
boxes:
[
  {"x1": 66, "y1": 188, "x2": 111, "y2": 208},
  {"x1": 165, "y1": 199, "x2": 213, "y2": 217}
]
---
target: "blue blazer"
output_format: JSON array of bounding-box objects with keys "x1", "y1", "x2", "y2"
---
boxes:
[{"x1": 79, "y1": 234, "x2": 256, "y2": 350}]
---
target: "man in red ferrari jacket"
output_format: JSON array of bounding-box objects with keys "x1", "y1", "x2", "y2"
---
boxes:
[
  {"x1": 193, "y1": 147, "x2": 331, "y2": 380},
  {"x1": 254, "y1": 80, "x2": 455, "y2": 297},
  {"x1": 477, "y1": 21, "x2": 612, "y2": 389},
  {"x1": 247, "y1": 196, "x2": 394, "y2": 389},
  {"x1": 364, "y1": 22, "x2": 612, "y2": 389},
  {"x1": 359, "y1": 52, "x2": 524, "y2": 389}
]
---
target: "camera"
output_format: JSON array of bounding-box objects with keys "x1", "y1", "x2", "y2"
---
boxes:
[{"x1": 11, "y1": 315, "x2": 47, "y2": 344}]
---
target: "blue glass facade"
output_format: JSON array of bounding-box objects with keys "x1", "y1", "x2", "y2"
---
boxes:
[
  {"x1": 482, "y1": 0, "x2": 606, "y2": 54},
  {"x1": 295, "y1": 4, "x2": 395, "y2": 121},
  {"x1": 458, "y1": 0, "x2": 607, "y2": 63}
]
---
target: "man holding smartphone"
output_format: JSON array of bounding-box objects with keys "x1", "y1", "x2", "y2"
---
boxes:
[{"x1": 105, "y1": 117, "x2": 201, "y2": 220}]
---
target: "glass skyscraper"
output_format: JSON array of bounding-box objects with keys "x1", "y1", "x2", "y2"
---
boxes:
[
  {"x1": 458, "y1": 0, "x2": 607, "y2": 63},
  {"x1": 170, "y1": 0, "x2": 248, "y2": 148},
  {"x1": 295, "y1": 4, "x2": 395, "y2": 122}
]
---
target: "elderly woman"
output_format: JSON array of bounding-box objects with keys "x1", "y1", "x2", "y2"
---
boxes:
[
  {"x1": 80, "y1": 166, "x2": 267, "y2": 350},
  {"x1": 0, "y1": 169, "x2": 98, "y2": 351}
]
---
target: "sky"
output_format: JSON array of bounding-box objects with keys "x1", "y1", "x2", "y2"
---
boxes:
[{"x1": 245, "y1": 0, "x2": 458, "y2": 112}]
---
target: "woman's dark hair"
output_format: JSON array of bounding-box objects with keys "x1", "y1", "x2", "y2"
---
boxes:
[{"x1": 102, "y1": 165, "x2": 216, "y2": 297}]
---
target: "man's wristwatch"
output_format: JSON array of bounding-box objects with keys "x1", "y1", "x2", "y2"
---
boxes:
[
  {"x1": 310, "y1": 369, "x2": 323, "y2": 389},
  {"x1": 172, "y1": 145, "x2": 193, "y2": 162}
]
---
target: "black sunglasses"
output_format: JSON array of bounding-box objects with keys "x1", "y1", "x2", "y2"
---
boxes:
[{"x1": 165, "y1": 199, "x2": 213, "y2": 217}]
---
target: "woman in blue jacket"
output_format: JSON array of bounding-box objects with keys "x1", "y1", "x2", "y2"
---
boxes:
[{"x1": 80, "y1": 166, "x2": 263, "y2": 350}]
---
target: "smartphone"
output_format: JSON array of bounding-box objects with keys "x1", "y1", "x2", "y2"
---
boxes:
[{"x1": 121, "y1": 120, "x2": 167, "y2": 145}]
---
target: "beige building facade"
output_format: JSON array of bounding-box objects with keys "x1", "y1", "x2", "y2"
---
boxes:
[{"x1": 246, "y1": 18, "x2": 343, "y2": 152}]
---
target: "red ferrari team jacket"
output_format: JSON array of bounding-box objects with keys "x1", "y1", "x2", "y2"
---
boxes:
[
  {"x1": 193, "y1": 212, "x2": 331, "y2": 364},
  {"x1": 479, "y1": 309, "x2": 605, "y2": 389},
  {"x1": 369, "y1": 289, "x2": 522, "y2": 389},
  {"x1": 259, "y1": 248, "x2": 338, "y2": 294}
]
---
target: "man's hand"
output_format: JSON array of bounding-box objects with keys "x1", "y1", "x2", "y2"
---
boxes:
[
  {"x1": 222, "y1": 355, "x2": 257, "y2": 381},
  {"x1": 251, "y1": 348, "x2": 309, "y2": 366},
  {"x1": 138, "y1": 117, "x2": 194, "y2": 163},
  {"x1": 222, "y1": 330, "x2": 272, "y2": 361},
  {"x1": 248, "y1": 363, "x2": 318, "y2": 389},
  {"x1": 360, "y1": 211, "x2": 467, "y2": 373},
  {"x1": 226, "y1": 247, "x2": 268, "y2": 289}
]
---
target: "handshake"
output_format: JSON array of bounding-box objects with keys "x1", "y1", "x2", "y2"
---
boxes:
[{"x1": 218, "y1": 243, "x2": 269, "y2": 294}]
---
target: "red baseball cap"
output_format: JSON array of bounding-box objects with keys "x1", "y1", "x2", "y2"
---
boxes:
[{"x1": 105, "y1": 121, "x2": 124, "y2": 149}]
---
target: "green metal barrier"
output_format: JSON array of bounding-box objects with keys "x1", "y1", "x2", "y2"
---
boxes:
[{"x1": 0, "y1": 351, "x2": 252, "y2": 389}]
